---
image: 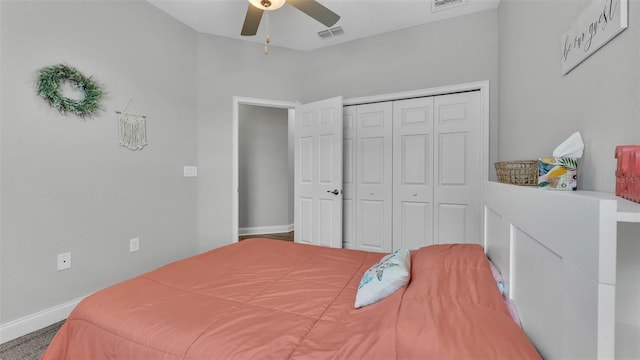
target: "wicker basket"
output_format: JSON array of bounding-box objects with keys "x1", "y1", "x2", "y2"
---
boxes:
[{"x1": 495, "y1": 160, "x2": 538, "y2": 186}]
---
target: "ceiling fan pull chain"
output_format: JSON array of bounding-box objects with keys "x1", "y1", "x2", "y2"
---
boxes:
[{"x1": 264, "y1": 11, "x2": 270, "y2": 54}]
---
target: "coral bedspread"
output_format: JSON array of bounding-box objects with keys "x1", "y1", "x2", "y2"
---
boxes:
[{"x1": 42, "y1": 239, "x2": 540, "y2": 359}]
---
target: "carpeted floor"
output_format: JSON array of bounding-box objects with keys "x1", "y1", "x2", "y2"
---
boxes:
[{"x1": 0, "y1": 320, "x2": 64, "y2": 360}]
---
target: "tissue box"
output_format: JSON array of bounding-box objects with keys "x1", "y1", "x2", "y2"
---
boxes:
[{"x1": 538, "y1": 157, "x2": 578, "y2": 191}]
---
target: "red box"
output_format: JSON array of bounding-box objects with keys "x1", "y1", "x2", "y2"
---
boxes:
[{"x1": 615, "y1": 145, "x2": 640, "y2": 201}]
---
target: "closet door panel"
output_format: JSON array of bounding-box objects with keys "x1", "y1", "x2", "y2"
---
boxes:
[
  {"x1": 439, "y1": 133, "x2": 467, "y2": 185},
  {"x1": 399, "y1": 202, "x2": 431, "y2": 250},
  {"x1": 437, "y1": 203, "x2": 467, "y2": 244},
  {"x1": 393, "y1": 97, "x2": 434, "y2": 249},
  {"x1": 434, "y1": 91, "x2": 481, "y2": 244},
  {"x1": 342, "y1": 106, "x2": 356, "y2": 249},
  {"x1": 360, "y1": 138, "x2": 385, "y2": 183},
  {"x1": 360, "y1": 200, "x2": 387, "y2": 250},
  {"x1": 356, "y1": 103, "x2": 392, "y2": 252}
]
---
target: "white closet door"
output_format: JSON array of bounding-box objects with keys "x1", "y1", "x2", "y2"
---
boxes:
[
  {"x1": 355, "y1": 102, "x2": 393, "y2": 252},
  {"x1": 392, "y1": 97, "x2": 434, "y2": 250},
  {"x1": 342, "y1": 106, "x2": 356, "y2": 249},
  {"x1": 433, "y1": 91, "x2": 481, "y2": 244},
  {"x1": 294, "y1": 97, "x2": 343, "y2": 248}
]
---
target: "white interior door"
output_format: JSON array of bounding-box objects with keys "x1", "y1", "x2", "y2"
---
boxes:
[
  {"x1": 294, "y1": 97, "x2": 343, "y2": 248},
  {"x1": 392, "y1": 97, "x2": 434, "y2": 249},
  {"x1": 434, "y1": 91, "x2": 481, "y2": 244},
  {"x1": 355, "y1": 102, "x2": 393, "y2": 252}
]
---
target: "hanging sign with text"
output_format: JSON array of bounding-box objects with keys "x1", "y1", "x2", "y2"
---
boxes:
[{"x1": 561, "y1": 0, "x2": 627, "y2": 75}]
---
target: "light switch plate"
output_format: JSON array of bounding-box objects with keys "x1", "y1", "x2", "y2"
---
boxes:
[
  {"x1": 130, "y1": 238, "x2": 140, "y2": 253},
  {"x1": 183, "y1": 166, "x2": 198, "y2": 177}
]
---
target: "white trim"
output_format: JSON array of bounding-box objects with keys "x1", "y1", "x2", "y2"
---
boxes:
[
  {"x1": 238, "y1": 224, "x2": 294, "y2": 236},
  {"x1": 232, "y1": 97, "x2": 297, "y2": 244},
  {"x1": 0, "y1": 295, "x2": 86, "y2": 344},
  {"x1": 0, "y1": 0, "x2": 4, "y2": 329},
  {"x1": 343, "y1": 81, "x2": 488, "y2": 106}
]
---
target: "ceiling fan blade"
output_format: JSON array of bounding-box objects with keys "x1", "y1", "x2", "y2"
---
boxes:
[
  {"x1": 241, "y1": 4, "x2": 264, "y2": 36},
  {"x1": 287, "y1": 0, "x2": 340, "y2": 28}
]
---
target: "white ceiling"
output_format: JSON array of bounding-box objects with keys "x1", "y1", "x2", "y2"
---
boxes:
[{"x1": 147, "y1": 0, "x2": 500, "y2": 51}]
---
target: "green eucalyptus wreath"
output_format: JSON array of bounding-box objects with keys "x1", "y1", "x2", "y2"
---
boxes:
[{"x1": 36, "y1": 64, "x2": 103, "y2": 118}]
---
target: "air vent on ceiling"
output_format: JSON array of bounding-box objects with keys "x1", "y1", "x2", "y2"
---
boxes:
[
  {"x1": 318, "y1": 26, "x2": 344, "y2": 39},
  {"x1": 432, "y1": 0, "x2": 466, "y2": 12}
]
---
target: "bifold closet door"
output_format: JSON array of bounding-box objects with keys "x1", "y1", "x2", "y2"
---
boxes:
[
  {"x1": 392, "y1": 97, "x2": 434, "y2": 249},
  {"x1": 355, "y1": 102, "x2": 393, "y2": 252},
  {"x1": 342, "y1": 106, "x2": 356, "y2": 249},
  {"x1": 433, "y1": 91, "x2": 481, "y2": 244}
]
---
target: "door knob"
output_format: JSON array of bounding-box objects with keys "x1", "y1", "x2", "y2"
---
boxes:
[{"x1": 327, "y1": 189, "x2": 340, "y2": 195}]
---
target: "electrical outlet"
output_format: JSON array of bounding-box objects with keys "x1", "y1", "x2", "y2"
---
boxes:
[
  {"x1": 130, "y1": 238, "x2": 140, "y2": 253},
  {"x1": 57, "y1": 252, "x2": 71, "y2": 271}
]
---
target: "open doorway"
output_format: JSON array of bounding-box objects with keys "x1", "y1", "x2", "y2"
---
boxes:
[
  {"x1": 232, "y1": 97, "x2": 297, "y2": 243},
  {"x1": 238, "y1": 105, "x2": 293, "y2": 241}
]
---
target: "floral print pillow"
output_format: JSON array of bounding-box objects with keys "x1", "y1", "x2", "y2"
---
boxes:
[{"x1": 354, "y1": 249, "x2": 411, "y2": 308}]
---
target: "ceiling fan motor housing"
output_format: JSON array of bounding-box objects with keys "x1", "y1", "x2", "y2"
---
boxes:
[{"x1": 248, "y1": 0, "x2": 286, "y2": 11}]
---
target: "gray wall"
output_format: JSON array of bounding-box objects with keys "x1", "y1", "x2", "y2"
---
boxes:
[
  {"x1": 238, "y1": 105, "x2": 291, "y2": 231},
  {"x1": 0, "y1": 0, "x2": 198, "y2": 322},
  {"x1": 300, "y1": 10, "x2": 499, "y2": 103},
  {"x1": 498, "y1": 0, "x2": 640, "y2": 192},
  {"x1": 196, "y1": 34, "x2": 303, "y2": 251},
  {"x1": 196, "y1": 9, "x2": 499, "y2": 251}
]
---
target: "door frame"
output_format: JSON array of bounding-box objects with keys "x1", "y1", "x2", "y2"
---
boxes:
[{"x1": 232, "y1": 97, "x2": 298, "y2": 243}]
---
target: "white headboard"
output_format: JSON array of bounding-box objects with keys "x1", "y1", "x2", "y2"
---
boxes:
[{"x1": 483, "y1": 181, "x2": 617, "y2": 359}]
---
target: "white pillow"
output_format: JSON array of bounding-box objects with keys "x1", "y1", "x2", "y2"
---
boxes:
[{"x1": 354, "y1": 249, "x2": 411, "y2": 308}]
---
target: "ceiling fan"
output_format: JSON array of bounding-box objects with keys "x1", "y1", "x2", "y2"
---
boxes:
[{"x1": 240, "y1": 0, "x2": 341, "y2": 36}]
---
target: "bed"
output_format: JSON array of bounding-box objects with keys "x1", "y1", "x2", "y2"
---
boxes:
[
  {"x1": 43, "y1": 180, "x2": 620, "y2": 359},
  {"x1": 42, "y1": 237, "x2": 539, "y2": 359}
]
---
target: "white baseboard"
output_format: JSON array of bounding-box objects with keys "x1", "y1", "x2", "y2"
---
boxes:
[
  {"x1": 238, "y1": 223, "x2": 294, "y2": 236},
  {"x1": 0, "y1": 295, "x2": 86, "y2": 344}
]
